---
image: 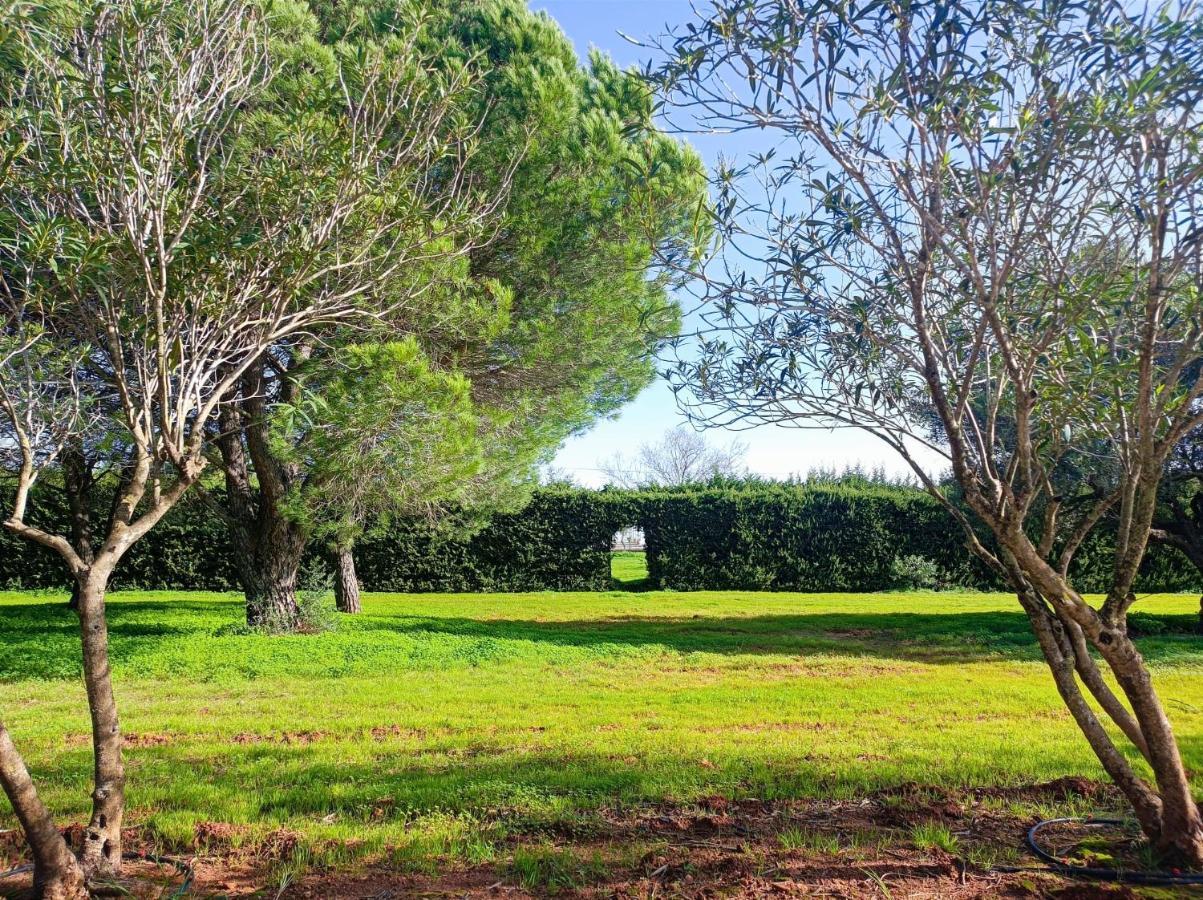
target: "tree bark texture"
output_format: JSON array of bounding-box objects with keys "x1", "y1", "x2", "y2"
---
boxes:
[
  {"x1": 0, "y1": 722, "x2": 87, "y2": 899},
  {"x1": 76, "y1": 571, "x2": 125, "y2": 880},
  {"x1": 62, "y1": 448, "x2": 94, "y2": 613},
  {"x1": 333, "y1": 545, "x2": 361, "y2": 614},
  {"x1": 231, "y1": 510, "x2": 307, "y2": 630},
  {"x1": 217, "y1": 362, "x2": 312, "y2": 631},
  {"x1": 999, "y1": 545, "x2": 1203, "y2": 866}
]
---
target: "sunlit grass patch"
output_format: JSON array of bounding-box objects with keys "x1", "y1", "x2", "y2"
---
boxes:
[
  {"x1": 910, "y1": 821, "x2": 959, "y2": 854},
  {"x1": 0, "y1": 588, "x2": 1200, "y2": 874},
  {"x1": 508, "y1": 842, "x2": 609, "y2": 894},
  {"x1": 610, "y1": 551, "x2": 649, "y2": 589}
]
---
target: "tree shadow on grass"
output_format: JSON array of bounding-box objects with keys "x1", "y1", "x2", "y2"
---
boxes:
[
  {"x1": 0, "y1": 600, "x2": 236, "y2": 680},
  {"x1": 349, "y1": 610, "x2": 1202, "y2": 667},
  {"x1": 97, "y1": 733, "x2": 1203, "y2": 836},
  {"x1": 0, "y1": 597, "x2": 1198, "y2": 682}
]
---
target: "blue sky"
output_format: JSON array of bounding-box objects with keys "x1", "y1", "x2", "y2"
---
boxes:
[{"x1": 532, "y1": 1, "x2": 935, "y2": 485}]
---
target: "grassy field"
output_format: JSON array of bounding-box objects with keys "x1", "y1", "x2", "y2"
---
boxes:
[
  {"x1": 1, "y1": 588, "x2": 1201, "y2": 889},
  {"x1": 609, "y1": 550, "x2": 648, "y2": 588}
]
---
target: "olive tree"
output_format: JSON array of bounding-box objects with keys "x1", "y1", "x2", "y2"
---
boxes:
[
  {"x1": 0, "y1": 0, "x2": 501, "y2": 893},
  {"x1": 653, "y1": 0, "x2": 1203, "y2": 864}
]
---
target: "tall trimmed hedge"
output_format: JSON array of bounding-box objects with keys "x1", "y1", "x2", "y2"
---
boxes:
[
  {"x1": 0, "y1": 485, "x2": 241, "y2": 591},
  {"x1": 637, "y1": 482, "x2": 1200, "y2": 593},
  {"x1": 640, "y1": 483, "x2": 977, "y2": 591},
  {"x1": 2, "y1": 479, "x2": 1199, "y2": 593},
  {"x1": 353, "y1": 490, "x2": 634, "y2": 592},
  {"x1": 0, "y1": 483, "x2": 633, "y2": 593}
]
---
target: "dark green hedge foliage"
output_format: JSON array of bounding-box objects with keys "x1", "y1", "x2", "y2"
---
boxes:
[
  {"x1": 640, "y1": 483, "x2": 979, "y2": 591},
  {"x1": 0, "y1": 483, "x2": 634, "y2": 593},
  {"x1": 1, "y1": 480, "x2": 1198, "y2": 593},
  {"x1": 352, "y1": 490, "x2": 634, "y2": 592},
  {"x1": 0, "y1": 484, "x2": 241, "y2": 591},
  {"x1": 638, "y1": 482, "x2": 1199, "y2": 594}
]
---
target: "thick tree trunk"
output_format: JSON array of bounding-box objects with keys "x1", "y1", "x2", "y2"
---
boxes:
[
  {"x1": 1100, "y1": 632, "x2": 1203, "y2": 865},
  {"x1": 216, "y1": 365, "x2": 314, "y2": 632},
  {"x1": 232, "y1": 509, "x2": 307, "y2": 630},
  {"x1": 0, "y1": 722, "x2": 87, "y2": 899},
  {"x1": 333, "y1": 545, "x2": 361, "y2": 614},
  {"x1": 76, "y1": 571, "x2": 125, "y2": 880}
]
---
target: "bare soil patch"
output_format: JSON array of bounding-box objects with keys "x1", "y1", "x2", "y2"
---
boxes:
[{"x1": 0, "y1": 780, "x2": 1167, "y2": 899}]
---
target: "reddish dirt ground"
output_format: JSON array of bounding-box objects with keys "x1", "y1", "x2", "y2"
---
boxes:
[{"x1": 0, "y1": 781, "x2": 1172, "y2": 898}]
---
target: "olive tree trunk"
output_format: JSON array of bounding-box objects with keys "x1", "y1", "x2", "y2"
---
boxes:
[
  {"x1": 76, "y1": 570, "x2": 125, "y2": 879},
  {"x1": 0, "y1": 724, "x2": 87, "y2": 899},
  {"x1": 0, "y1": 548, "x2": 151, "y2": 893},
  {"x1": 333, "y1": 544, "x2": 361, "y2": 614},
  {"x1": 998, "y1": 539, "x2": 1203, "y2": 866}
]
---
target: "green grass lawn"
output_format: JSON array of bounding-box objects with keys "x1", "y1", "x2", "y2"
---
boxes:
[
  {"x1": 610, "y1": 550, "x2": 648, "y2": 588},
  {"x1": 1, "y1": 588, "x2": 1201, "y2": 876}
]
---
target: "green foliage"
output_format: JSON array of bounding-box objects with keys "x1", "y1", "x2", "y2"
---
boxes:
[
  {"x1": 639, "y1": 482, "x2": 982, "y2": 593},
  {"x1": 639, "y1": 481, "x2": 1199, "y2": 594},
  {"x1": 352, "y1": 489, "x2": 634, "y2": 592},
  {"x1": 890, "y1": 556, "x2": 954, "y2": 592},
  {"x1": 0, "y1": 480, "x2": 241, "y2": 591},
  {"x1": 3, "y1": 480, "x2": 1198, "y2": 594},
  {"x1": 227, "y1": 0, "x2": 710, "y2": 552},
  {"x1": 274, "y1": 339, "x2": 488, "y2": 542},
  {"x1": 294, "y1": 582, "x2": 339, "y2": 635}
]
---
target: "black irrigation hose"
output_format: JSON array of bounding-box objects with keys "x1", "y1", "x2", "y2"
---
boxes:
[
  {"x1": 0, "y1": 862, "x2": 33, "y2": 881},
  {"x1": 0, "y1": 851, "x2": 195, "y2": 897},
  {"x1": 122, "y1": 850, "x2": 196, "y2": 899},
  {"x1": 993, "y1": 816, "x2": 1203, "y2": 887},
  {"x1": 7, "y1": 817, "x2": 1203, "y2": 894}
]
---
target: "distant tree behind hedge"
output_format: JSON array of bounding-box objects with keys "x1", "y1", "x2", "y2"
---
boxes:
[{"x1": 601, "y1": 427, "x2": 747, "y2": 488}]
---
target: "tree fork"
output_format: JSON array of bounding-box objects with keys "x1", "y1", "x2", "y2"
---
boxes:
[{"x1": 1014, "y1": 591, "x2": 1166, "y2": 842}]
